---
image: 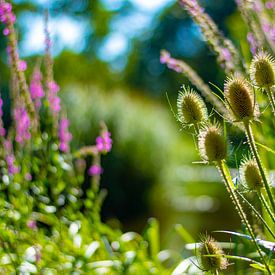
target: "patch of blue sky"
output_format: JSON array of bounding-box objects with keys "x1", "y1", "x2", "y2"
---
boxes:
[
  {"x1": 16, "y1": 0, "x2": 176, "y2": 62},
  {"x1": 175, "y1": 22, "x2": 204, "y2": 57},
  {"x1": 97, "y1": 32, "x2": 129, "y2": 62},
  {"x1": 18, "y1": 12, "x2": 90, "y2": 56}
]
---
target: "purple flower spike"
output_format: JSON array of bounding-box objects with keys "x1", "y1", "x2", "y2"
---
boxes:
[
  {"x1": 30, "y1": 69, "x2": 44, "y2": 108},
  {"x1": 96, "y1": 131, "x2": 112, "y2": 153},
  {"x1": 14, "y1": 106, "x2": 31, "y2": 144},
  {"x1": 0, "y1": 96, "x2": 5, "y2": 137},
  {"x1": 4, "y1": 141, "x2": 20, "y2": 175},
  {"x1": 48, "y1": 81, "x2": 61, "y2": 114},
  {"x1": 59, "y1": 118, "x2": 72, "y2": 153}
]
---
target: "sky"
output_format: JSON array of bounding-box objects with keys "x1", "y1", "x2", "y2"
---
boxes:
[{"x1": 19, "y1": 0, "x2": 175, "y2": 57}]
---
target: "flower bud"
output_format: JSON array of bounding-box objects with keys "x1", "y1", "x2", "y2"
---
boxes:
[
  {"x1": 250, "y1": 51, "x2": 274, "y2": 88},
  {"x1": 198, "y1": 124, "x2": 227, "y2": 162},
  {"x1": 224, "y1": 75, "x2": 256, "y2": 121},
  {"x1": 240, "y1": 158, "x2": 263, "y2": 190},
  {"x1": 177, "y1": 86, "x2": 208, "y2": 126},
  {"x1": 199, "y1": 235, "x2": 228, "y2": 272}
]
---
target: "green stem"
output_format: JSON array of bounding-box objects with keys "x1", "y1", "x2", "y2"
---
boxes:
[
  {"x1": 217, "y1": 160, "x2": 271, "y2": 274},
  {"x1": 237, "y1": 191, "x2": 275, "y2": 239},
  {"x1": 257, "y1": 191, "x2": 275, "y2": 224},
  {"x1": 244, "y1": 122, "x2": 275, "y2": 213},
  {"x1": 265, "y1": 86, "x2": 275, "y2": 115}
]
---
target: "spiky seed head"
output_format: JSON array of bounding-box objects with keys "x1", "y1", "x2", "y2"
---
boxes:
[
  {"x1": 198, "y1": 124, "x2": 227, "y2": 162},
  {"x1": 199, "y1": 235, "x2": 228, "y2": 272},
  {"x1": 224, "y1": 75, "x2": 256, "y2": 122},
  {"x1": 250, "y1": 51, "x2": 275, "y2": 88},
  {"x1": 240, "y1": 158, "x2": 263, "y2": 190},
  {"x1": 177, "y1": 86, "x2": 208, "y2": 126}
]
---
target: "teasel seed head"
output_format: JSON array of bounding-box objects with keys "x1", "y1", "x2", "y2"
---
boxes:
[
  {"x1": 199, "y1": 234, "x2": 228, "y2": 272},
  {"x1": 250, "y1": 51, "x2": 275, "y2": 88},
  {"x1": 240, "y1": 158, "x2": 264, "y2": 191},
  {"x1": 198, "y1": 123, "x2": 227, "y2": 162},
  {"x1": 224, "y1": 75, "x2": 257, "y2": 122},
  {"x1": 177, "y1": 86, "x2": 208, "y2": 127}
]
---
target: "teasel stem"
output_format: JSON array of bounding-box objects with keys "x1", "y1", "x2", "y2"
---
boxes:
[
  {"x1": 244, "y1": 121, "x2": 275, "y2": 213},
  {"x1": 216, "y1": 160, "x2": 271, "y2": 274},
  {"x1": 265, "y1": 86, "x2": 275, "y2": 115},
  {"x1": 257, "y1": 191, "x2": 275, "y2": 224},
  {"x1": 213, "y1": 270, "x2": 219, "y2": 275},
  {"x1": 237, "y1": 191, "x2": 275, "y2": 239}
]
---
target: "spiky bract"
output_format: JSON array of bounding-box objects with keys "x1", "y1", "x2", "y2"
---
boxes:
[
  {"x1": 198, "y1": 124, "x2": 227, "y2": 162},
  {"x1": 224, "y1": 75, "x2": 257, "y2": 122},
  {"x1": 199, "y1": 235, "x2": 228, "y2": 272},
  {"x1": 240, "y1": 158, "x2": 264, "y2": 191},
  {"x1": 250, "y1": 51, "x2": 275, "y2": 88},
  {"x1": 177, "y1": 86, "x2": 208, "y2": 126}
]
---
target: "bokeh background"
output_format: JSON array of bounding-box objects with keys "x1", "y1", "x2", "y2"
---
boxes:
[{"x1": 0, "y1": 0, "x2": 250, "y2": 250}]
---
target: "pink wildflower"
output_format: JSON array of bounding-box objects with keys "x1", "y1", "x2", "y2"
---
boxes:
[
  {"x1": 4, "y1": 140, "x2": 20, "y2": 175},
  {"x1": 88, "y1": 164, "x2": 103, "y2": 176},
  {"x1": 0, "y1": 96, "x2": 5, "y2": 136},
  {"x1": 96, "y1": 131, "x2": 112, "y2": 153},
  {"x1": 27, "y1": 220, "x2": 37, "y2": 230},
  {"x1": 18, "y1": 60, "x2": 27, "y2": 71},
  {"x1": 59, "y1": 118, "x2": 72, "y2": 153},
  {"x1": 14, "y1": 106, "x2": 31, "y2": 144},
  {"x1": 48, "y1": 81, "x2": 61, "y2": 114},
  {"x1": 30, "y1": 69, "x2": 44, "y2": 108}
]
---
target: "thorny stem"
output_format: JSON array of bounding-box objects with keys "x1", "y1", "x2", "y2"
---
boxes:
[
  {"x1": 237, "y1": 191, "x2": 275, "y2": 239},
  {"x1": 257, "y1": 191, "x2": 275, "y2": 224},
  {"x1": 265, "y1": 86, "x2": 275, "y2": 115},
  {"x1": 216, "y1": 160, "x2": 271, "y2": 274},
  {"x1": 244, "y1": 121, "x2": 275, "y2": 213}
]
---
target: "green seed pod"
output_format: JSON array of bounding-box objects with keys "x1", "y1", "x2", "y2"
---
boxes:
[
  {"x1": 250, "y1": 51, "x2": 275, "y2": 88},
  {"x1": 198, "y1": 124, "x2": 227, "y2": 162},
  {"x1": 224, "y1": 75, "x2": 256, "y2": 122},
  {"x1": 199, "y1": 235, "x2": 228, "y2": 272},
  {"x1": 240, "y1": 158, "x2": 263, "y2": 190},
  {"x1": 177, "y1": 86, "x2": 208, "y2": 126}
]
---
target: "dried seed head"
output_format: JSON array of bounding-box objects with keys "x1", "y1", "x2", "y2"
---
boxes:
[
  {"x1": 198, "y1": 124, "x2": 227, "y2": 162},
  {"x1": 224, "y1": 75, "x2": 256, "y2": 121},
  {"x1": 250, "y1": 51, "x2": 275, "y2": 88},
  {"x1": 177, "y1": 86, "x2": 208, "y2": 126},
  {"x1": 199, "y1": 235, "x2": 228, "y2": 272},
  {"x1": 240, "y1": 158, "x2": 263, "y2": 190}
]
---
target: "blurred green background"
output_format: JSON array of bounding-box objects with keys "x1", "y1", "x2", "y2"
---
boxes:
[{"x1": 0, "y1": 0, "x2": 249, "y2": 249}]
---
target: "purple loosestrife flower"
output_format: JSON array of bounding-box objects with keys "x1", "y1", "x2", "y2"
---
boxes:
[
  {"x1": 4, "y1": 140, "x2": 20, "y2": 175},
  {"x1": 27, "y1": 220, "x2": 37, "y2": 230},
  {"x1": 88, "y1": 164, "x2": 103, "y2": 176},
  {"x1": 59, "y1": 118, "x2": 72, "y2": 153},
  {"x1": 14, "y1": 106, "x2": 31, "y2": 144},
  {"x1": 30, "y1": 69, "x2": 44, "y2": 108},
  {"x1": 266, "y1": 1, "x2": 275, "y2": 9},
  {"x1": 96, "y1": 131, "x2": 112, "y2": 153},
  {"x1": 1, "y1": 1, "x2": 36, "y2": 121},
  {"x1": 247, "y1": 33, "x2": 258, "y2": 54},
  {"x1": 0, "y1": 96, "x2": 5, "y2": 136},
  {"x1": 0, "y1": 2, "x2": 16, "y2": 36},
  {"x1": 48, "y1": 81, "x2": 61, "y2": 114},
  {"x1": 18, "y1": 60, "x2": 27, "y2": 71}
]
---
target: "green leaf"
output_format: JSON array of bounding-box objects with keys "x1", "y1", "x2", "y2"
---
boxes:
[
  {"x1": 255, "y1": 142, "x2": 275, "y2": 155},
  {"x1": 174, "y1": 224, "x2": 195, "y2": 244},
  {"x1": 146, "y1": 218, "x2": 160, "y2": 261}
]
